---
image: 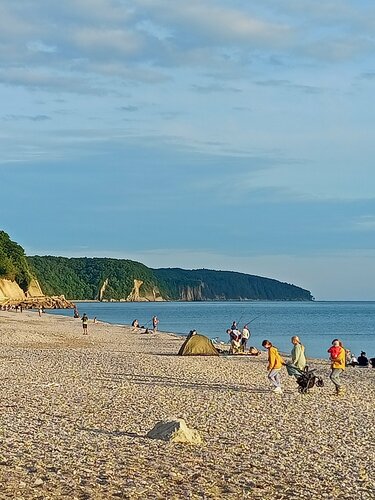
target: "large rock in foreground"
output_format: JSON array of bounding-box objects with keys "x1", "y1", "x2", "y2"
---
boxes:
[{"x1": 146, "y1": 418, "x2": 202, "y2": 445}]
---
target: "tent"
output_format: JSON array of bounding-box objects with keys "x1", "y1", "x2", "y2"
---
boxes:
[{"x1": 178, "y1": 333, "x2": 219, "y2": 356}]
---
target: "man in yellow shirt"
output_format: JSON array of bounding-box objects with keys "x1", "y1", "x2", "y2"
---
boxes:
[
  {"x1": 329, "y1": 338, "x2": 346, "y2": 395},
  {"x1": 262, "y1": 339, "x2": 284, "y2": 394}
]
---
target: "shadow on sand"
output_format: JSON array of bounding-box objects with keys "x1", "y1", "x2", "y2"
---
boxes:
[{"x1": 94, "y1": 373, "x2": 270, "y2": 394}]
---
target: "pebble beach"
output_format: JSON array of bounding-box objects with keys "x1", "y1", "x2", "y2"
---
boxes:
[{"x1": 0, "y1": 310, "x2": 374, "y2": 499}]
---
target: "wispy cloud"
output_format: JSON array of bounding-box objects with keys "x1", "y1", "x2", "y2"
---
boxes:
[
  {"x1": 254, "y1": 79, "x2": 324, "y2": 94},
  {"x1": 191, "y1": 83, "x2": 242, "y2": 94},
  {"x1": 3, "y1": 114, "x2": 51, "y2": 122}
]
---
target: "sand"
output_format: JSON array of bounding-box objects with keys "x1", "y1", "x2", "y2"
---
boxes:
[{"x1": 0, "y1": 310, "x2": 374, "y2": 499}]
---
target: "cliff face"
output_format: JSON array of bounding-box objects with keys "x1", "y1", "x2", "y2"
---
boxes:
[
  {"x1": 0, "y1": 279, "x2": 25, "y2": 303},
  {"x1": 179, "y1": 284, "x2": 204, "y2": 301}
]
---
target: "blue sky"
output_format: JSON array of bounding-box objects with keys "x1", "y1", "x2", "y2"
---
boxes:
[{"x1": 1, "y1": 0, "x2": 375, "y2": 300}]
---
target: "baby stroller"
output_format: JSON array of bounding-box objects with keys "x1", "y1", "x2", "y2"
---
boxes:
[{"x1": 286, "y1": 363, "x2": 324, "y2": 394}]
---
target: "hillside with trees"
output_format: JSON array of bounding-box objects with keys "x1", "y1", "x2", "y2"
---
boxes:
[
  {"x1": 29, "y1": 256, "x2": 313, "y2": 301},
  {"x1": 0, "y1": 230, "x2": 313, "y2": 302},
  {"x1": 0, "y1": 231, "x2": 33, "y2": 291},
  {"x1": 28, "y1": 256, "x2": 162, "y2": 301},
  {"x1": 153, "y1": 268, "x2": 313, "y2": 301}
]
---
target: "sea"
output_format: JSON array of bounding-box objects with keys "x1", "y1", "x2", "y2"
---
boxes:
[{"x1": 47, "y1": 301, "x2": 375, "y2": 359}]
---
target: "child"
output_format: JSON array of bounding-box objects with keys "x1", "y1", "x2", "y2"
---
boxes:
[
  {"x1": 328, "y1": 339, "x2": 340, "y2": 360},
  {"x1": 81, "y1": 313, "x2": 89, "y2": 335},
  {"x1": 262, "y1": 339, "x2": 284, "y2": 394}
]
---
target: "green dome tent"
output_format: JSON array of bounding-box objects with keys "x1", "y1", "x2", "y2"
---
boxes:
[{"x1": 178, "y1": 333, "x2": 219, "y2": 356}]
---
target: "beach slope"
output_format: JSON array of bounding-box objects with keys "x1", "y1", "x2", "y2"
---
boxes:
[{"x1": 0, "y1": 311, "x2": 373, "y2": 499}]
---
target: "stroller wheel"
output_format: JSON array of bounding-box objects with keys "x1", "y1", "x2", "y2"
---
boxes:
[
  {"x1": 316, "y1": 378, "x2": 324, "y2": 387},
  {"x1": 298, "y1": 386, "x2": 307, "y2": 394}
]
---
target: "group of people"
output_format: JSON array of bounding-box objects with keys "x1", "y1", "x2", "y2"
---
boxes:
[
  {"x1": 262, "y1": 336, "x2": 373, "y2": 396},
  {"x1": 75, "y1": 311, "x2": 160, "y2": 336},
  {"x1": 226, "y1": 321, "x2": 251, "y2": 353},
  {"x1": 348, "y1": 351, "x2": 374, "y2": 368},
  {"x1": 131, "y1": 315, "x2": 159, "y2": 333}
]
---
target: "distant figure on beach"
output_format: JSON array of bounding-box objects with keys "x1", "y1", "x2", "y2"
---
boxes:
[
  {"x1": 357, "y1": 351, "x2": 369, "y2": 367},
  {"x1": 93, "y1": 317, "x2": 97, "y2": 324},
  {"x1": 262, "y1": 340, "x2": 284, "y2": 394},
  {"x1": 131, "y1": 319, "x2": 140, "y2": 328},
  {"x1": 38, "y1": 306, "x2": 43, "y2": 317},
  {"x1": 370, "y1": 358, "x2": 375, "y2": 368},
  {"x1": 152, "y1": 315, "x2": 159, "y2": 332},
  {"x1": 73, "y1": 307, "x2": 80, "y2": 319},
  {"x1": 241, "y1": 324, "x2": 250, "y2": 351},
  {"x1": 328, "y1": 338, "x2": 346, "y2": 395},
  {"x1": 230, "y1": 321, "x2": 237, "y2": 331},
  {"x1": 349, "y1": 354, "x2": 358, "y2": 367},
  {"x1": 291, "y1": 336, "x2": 306, "y2": 371},
  {"x1": 82, "y1": 313, "x2": 89, "y2": 335}
]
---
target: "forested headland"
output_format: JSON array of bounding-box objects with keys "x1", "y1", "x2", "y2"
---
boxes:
[{"x1": 0, "y1": 230, "x2": 313, "y2": 302}]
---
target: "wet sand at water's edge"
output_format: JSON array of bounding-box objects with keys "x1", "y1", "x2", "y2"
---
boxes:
[{"x1": 0, "y1": 310, "x2": 374, "y2": 499}]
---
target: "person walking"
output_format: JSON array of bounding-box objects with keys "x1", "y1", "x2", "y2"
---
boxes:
[
  {"x1": 291, "y1": 336, "x2": 306, "y2": 371},
  {"x1": 82, "y1": 313, "x2": 89, "y2": 335},
  {"x1": 328, "y1": 338, "x2": 346, "y2": 395},
  {"x1": 262, "y1": 340, "x2": 284, "y2": 394}
]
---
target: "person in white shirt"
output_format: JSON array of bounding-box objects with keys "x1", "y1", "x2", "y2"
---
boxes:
[{"x1": 241, "y1": 324, "x2": 250, "y2": 352}]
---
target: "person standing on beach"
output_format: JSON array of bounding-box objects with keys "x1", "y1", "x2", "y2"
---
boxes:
[
  {"x1": 328, "y1": 338, "x2": 346, "y2": 395},
  {"x1": 291, "y1": 336, "x2": 306, "y2": 371},
  {"x1": 262, "y1": 340, "x2": 284, "y2": 394},
  {"x1": 241, "y1": 324, "x2": 250, "y2": 352},
  {"x1": 152, "y1": 315, "x2": 159, "y2": 332},
  {"x1": 82, "y1": 313, "x2": 89, "y2": 335}
]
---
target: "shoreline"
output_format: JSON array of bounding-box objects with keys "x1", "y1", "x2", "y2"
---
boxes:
[{"x1": 0, "y1": 309, "x2": 373, "y2": 499}]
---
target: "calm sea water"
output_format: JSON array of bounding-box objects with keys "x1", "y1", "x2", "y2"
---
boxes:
[{"x1": 48, "y1": 301, "x2": 375, "y2": 359}]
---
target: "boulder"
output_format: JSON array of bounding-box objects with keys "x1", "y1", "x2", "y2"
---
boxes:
[{"x1": 146, "y1": 418, "x2": 202, "y2": 445}]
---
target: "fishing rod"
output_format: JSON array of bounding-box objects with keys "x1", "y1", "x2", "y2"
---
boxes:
[{"x1": 243, "y1": 314, "x2": 264, "y2": 326}]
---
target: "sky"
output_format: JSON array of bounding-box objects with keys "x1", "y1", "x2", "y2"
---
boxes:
[{"x1": 1, "y1": 0, "x2": 375, "y2": 300}]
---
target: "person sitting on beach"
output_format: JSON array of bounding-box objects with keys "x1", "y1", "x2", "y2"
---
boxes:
[
  {"x1": 248, "y1": 346, "x2": 261, "y2": 356},
  {"x1": 131, "y1": 319, "x2": 139, "y2": 328},
  {"x1": 81, "y1": 313, "x2": 89, "y2": 335},
  {"x1": 262, "y1": 340, "x2": 284, "y2": 394},
  {"x1": 357, "y1": 351, "x2": 369, "y2": 367},
  {"x1": 370, "y1": 358, "x2": 375, "y2": 368},
  {"x1": 349, "y1": 354, "x2": 358, "y2": 367},
  {"x1": 291, "y1": 336, "x2": 306, "y2": 371}
]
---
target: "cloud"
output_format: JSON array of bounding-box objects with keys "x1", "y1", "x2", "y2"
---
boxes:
[
  {"x1": 0, "y1": 67, "x2": 108, "y2": 95},
  {"x1": 254, "y1": 79, "x2": 323, "y2": 94},
  {"x1": 3, "y1": 114, "x2": 51, "y2": 122},
  {"x1": 27, "y1": 41, "x2": 57, "y2": 54},
  {"x1": 134, "y1": 0, "x2": 292, "y2": 46},
  {"x1": 119, "y1": 105, "x2": 139, "y2": 112},
  {"x1": 191, "y1": 83, "x2": 242, "y2": 94}
]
